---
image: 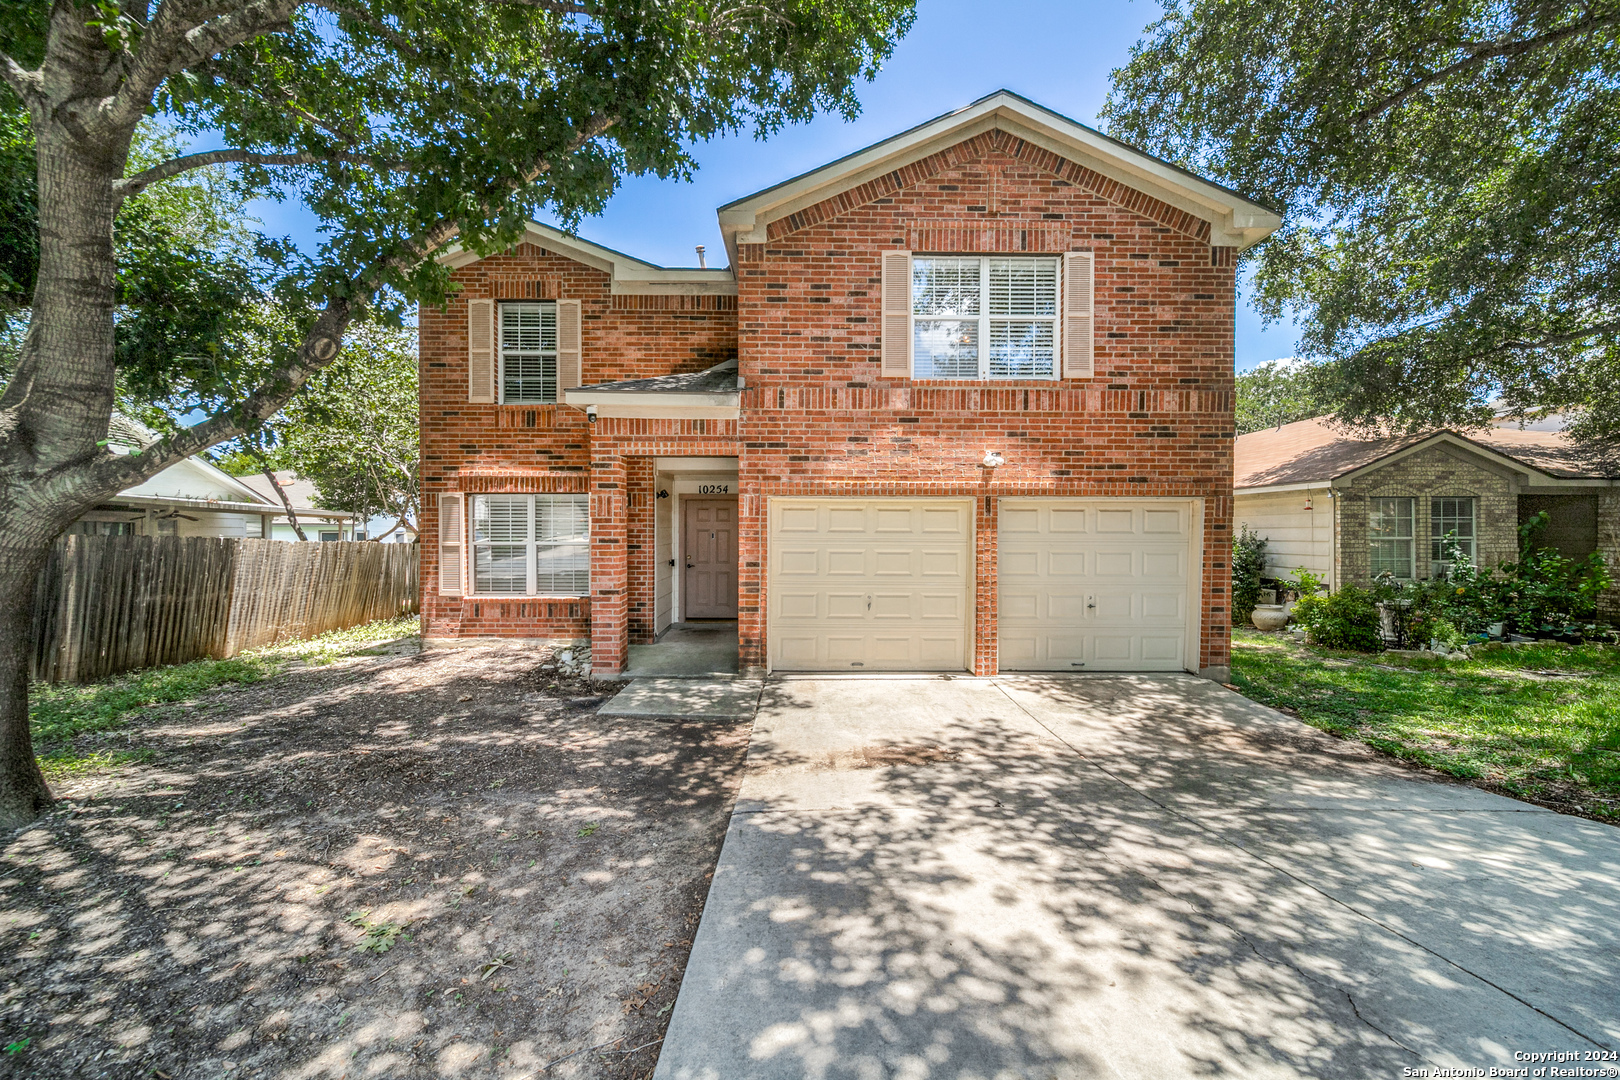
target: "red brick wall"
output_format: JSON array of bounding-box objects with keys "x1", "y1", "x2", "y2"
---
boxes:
[
  {"x1": 418, "y1": 243, "x2": 737, "y2": 640},
  {"x1": 734, "y1": 130, "x2": 1238, "y2": 675}
]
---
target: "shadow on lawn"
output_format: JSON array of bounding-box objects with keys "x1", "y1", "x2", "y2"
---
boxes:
[{"x1": 1, "y1": 643, "x2": 750, "y2": 1079}]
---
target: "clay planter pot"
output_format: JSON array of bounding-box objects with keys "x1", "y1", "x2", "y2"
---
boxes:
[{"x1": 1250, "y1": 605, "x2": 1289, "y2": 632}]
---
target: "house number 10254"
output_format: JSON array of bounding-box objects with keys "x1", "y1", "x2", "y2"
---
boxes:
[{"x1": 698, "y1": 484, "x2": 730, "y2": 495}]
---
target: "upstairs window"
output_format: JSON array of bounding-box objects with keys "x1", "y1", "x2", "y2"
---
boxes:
[
  {"x1": 1368, "y1": 497, "x2": 1416, "y2": 580},
  {"x1": 500, "y1": 302, "x2": 558, "y2": 404},
  {"x1": 911, "y1": 256, "x2": 1059, "y2": 380}
]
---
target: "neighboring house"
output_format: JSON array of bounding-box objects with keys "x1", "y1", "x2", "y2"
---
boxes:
[
  {"x1": 68, "y1": 417, "x2": 355, "y2": 539},
  {"x1": 1234, "y1": 416, "x2": 1620, "y2": 617},
  {"x1": 234, "y1": 471, "x2": 402, "y2": 542},
  {"x1": 420, "y1": 91, "x2": 1282, "y2": 679}
]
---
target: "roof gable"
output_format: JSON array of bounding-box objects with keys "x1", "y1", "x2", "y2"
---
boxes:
[
  {"x1": 718, "y1": 90, "x2": 1280, "y2": 264},
  {"x1": 438, "y1": 221, "x2": 736, "y2": 297}
]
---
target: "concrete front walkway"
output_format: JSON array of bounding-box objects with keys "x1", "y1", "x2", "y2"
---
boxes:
[{"x1": 654, "y1": 675, "x2": 1620, "y2": 1079}]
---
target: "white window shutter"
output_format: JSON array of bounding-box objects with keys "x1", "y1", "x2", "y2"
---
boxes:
[
  {"x1": 557, "y1": 299, "x2": 582, "y2": 391},
  {"x1": 467, "y1": 299, "x2": 495, "y2": 403},
  {"x1": 881, "y1": 251, "x2": 912, "y2": 377},
  {"x1": 438, "y1": 493, "x2": 464, "y2": 597},
  {"x1": 1062, "y1": 251, "x2": 1094, "y2": 379}
]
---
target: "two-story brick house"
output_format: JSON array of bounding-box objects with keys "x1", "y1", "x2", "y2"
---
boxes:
[{"x1": 419, "y1": 92, "x2": 1281, "y2": 680}]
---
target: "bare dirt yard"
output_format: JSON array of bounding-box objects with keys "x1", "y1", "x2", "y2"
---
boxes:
[{"x1": 0, "y1": 633, "x2": 751, "y2": 1079}]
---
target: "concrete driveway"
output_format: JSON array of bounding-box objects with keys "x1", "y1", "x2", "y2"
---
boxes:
[{"x1": 652, "y1": 675, "x2": 1620, "y2": 1079}]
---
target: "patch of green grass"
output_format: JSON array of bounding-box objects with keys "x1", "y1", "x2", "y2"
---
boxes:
[
  {"x1": 29, "y1": 615, "x2": 420, "y2": 753},
  {"x1": 37, "y1": 748, "x2": 157, "y2": 782},
  {"x1": 29, "y1": 658, "x2": 272, "y2": 746},
  {"x1": 1231, "y1": 628, "x2": 1620, "y2": 819}
]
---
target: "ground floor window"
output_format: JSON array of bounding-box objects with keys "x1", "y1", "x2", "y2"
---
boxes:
[
  {"x1": 1369, "y1": 497, "x2": 1416, "y2": 579},
  {"x1": 1430, "y1": 497, "x2": 1476, "y2": 566},
  {"x1": 472, "y1": 493, "x2": 589, "y2": 596}
]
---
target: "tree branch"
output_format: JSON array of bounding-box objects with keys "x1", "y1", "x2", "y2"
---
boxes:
[
  {"x1": 1355, "y1": 10, "x2": 1620, "y2": 124},
  {"x1": 0, "y1": 51, "x2": 42, "y2": 108},
  {"x1": 114, "y1": 148, "x2": 411, "y2": 197},
  {"x1": 1461, "y1": 319, "x2": 1620, "y2": 363}
]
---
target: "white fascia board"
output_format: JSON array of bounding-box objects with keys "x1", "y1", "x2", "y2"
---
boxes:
[
  {"x1": 1322, "y1": 431, "x2": 1617, "y2": 488},
  {"x1": 189, "y1": 455, "x2": 275, "y2": 505},
  {"x1": 436, "y1": 222, "x2": 737, "y2": 295},
  {"x1": 718, "y1": 92, "x2": 1282, "y2": 263},
  {"x1": 561, "y1": 388, "x2": 740, "y2": 420},
  {"x1": 1235, "y1": 481, "x2": 1338, "y2": 495},
  {"x1": 654, "y1": 456, "x2": 739, "y2": 471},
  {"x1": 108, "y1": 494, "x2": 354, "y2": 519}
]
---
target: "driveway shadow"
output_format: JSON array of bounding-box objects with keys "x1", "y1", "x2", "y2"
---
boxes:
[{"x1": 654, "y1": 675, "x2": 1620, "y2": 1079}]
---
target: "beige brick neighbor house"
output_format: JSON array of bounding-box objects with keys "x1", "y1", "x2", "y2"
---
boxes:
[{"x1": 1234, "y1": 416, "x2": 1620, "y2": 617}]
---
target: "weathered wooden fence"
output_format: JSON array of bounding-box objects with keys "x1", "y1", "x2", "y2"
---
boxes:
[{"x1": 29, "y1": 535, "x2": 419, "y2": 683}]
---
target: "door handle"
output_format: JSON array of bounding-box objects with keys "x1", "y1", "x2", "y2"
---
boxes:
[{"x1": 686, "y1": 563, "x2": 694, "y2": 569}]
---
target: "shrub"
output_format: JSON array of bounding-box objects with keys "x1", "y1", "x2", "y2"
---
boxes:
[
  {"x1": 1292, "y1": 584, "x2": 1383, "y2": 652},
  {"x1": 1232, "y1": 525, "x2": 1269, "y2": 625}
]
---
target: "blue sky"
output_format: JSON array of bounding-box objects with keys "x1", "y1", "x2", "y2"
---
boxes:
[{"x1": 252, "y1": 0, "x2": 1300, "y2": 371}]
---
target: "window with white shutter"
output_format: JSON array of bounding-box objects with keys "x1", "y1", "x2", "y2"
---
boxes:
[
  {"x1": 467, "y1": 300, "x2": 495, "y2": 403},
  {"x1": 1062, "y1": 251, "x2": 1094, "y2": 379},
  {"x1": 557, "y1": 299, "x2": 582, "y2": 391},
  {"x1": 909, "y1": 256, "x2": 1059, "y2": 380},
  {"x1": 438, "y1": 493, "x2": 464, "y2": 596}
]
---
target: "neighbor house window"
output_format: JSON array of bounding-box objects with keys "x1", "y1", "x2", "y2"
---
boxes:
[
  {"x1": 912, "y1": 256, "x2": 1059, "y2": 380},
  {"x1": 472, "y1": 494, "x2": 589, "y2": 595},
  {"x1": 1430, "y1": 497, "x2": 1476, "y2": 566},
  {"x1": 1368, "y1": 497, "x2": 1416, "y2": 579},
  {"x1": 500, "y1": 301, "x2": 558, "y2": 404}
]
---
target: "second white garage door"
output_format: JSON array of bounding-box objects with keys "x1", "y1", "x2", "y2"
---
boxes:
[
  {"x1": 998, "y1": 498, "x2": 1196, "y2": 672},
  {"x1": 769, "y1": 498, "x2": 972, "y2": 672}
]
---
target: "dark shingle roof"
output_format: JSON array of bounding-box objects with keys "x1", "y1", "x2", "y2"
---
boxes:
[{"x1": 580, "y1": 359, "x2": 739, "y2": 395}]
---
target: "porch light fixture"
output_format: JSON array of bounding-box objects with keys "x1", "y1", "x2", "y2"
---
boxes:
[
  {"x1": 982, "y1": 451, "x2": 1005, "y2": 468},
  {"x1": 657, "y1": 489, "x2": 669, "y2": 499}
]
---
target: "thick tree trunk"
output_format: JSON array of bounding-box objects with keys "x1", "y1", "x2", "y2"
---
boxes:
[
  {"x1": 0, "y1": 543, "x2": 52, "y2": 830},
  {"x1": 0, "y1": 97, "x2": 129, "y2": 828}
]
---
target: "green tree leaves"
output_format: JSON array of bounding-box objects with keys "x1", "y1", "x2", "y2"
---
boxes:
[{"x1": 1105, "y1": 0, "x2": 1620, "y2": 439}]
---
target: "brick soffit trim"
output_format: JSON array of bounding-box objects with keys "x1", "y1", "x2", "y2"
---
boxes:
[{"x1": 766, "y1": 129, "x2": 1213, "y2": 245}]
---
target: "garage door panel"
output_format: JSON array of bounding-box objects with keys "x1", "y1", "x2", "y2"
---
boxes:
[
  {"x1": 1048, "y1": 550, "x2": 1088, "y2": 576},
  {"x1": 1144, "y1": 509, "x2": 1184, "y2": 534},
  {"x1": 1094, "y1": 550, "x2": 1135, "y2": 577},
  {"x1": 920, "y1": 636, "x2": 965, "y2": 665},
  {"x1": 1002, "y1": 507, "x2": 1040, "y2": 533},
  {"x1": 999, "y1": 498, "x2": 1194, "y2": 673},
  {"x1": 779, "y1": 507, "x2": 819, "y2": 532},
  {"x1": 770, "y1": 498, "x2": 972, "y2": 672},
  {"x1": 778, "y1": 591, "x2": 818, "y2": 619},
  {"x1": 826, "y1": 592, "x2": 867, "y2": 619},
  {"x1": 778, "y1": 548, "x2": 819, "y2": 575},
  {"x1": 1142, "y1": 550, "x2": 1185, "y2": 578}
]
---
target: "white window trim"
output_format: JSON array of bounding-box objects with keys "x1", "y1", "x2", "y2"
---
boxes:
[
  {"x1": 911, "y1": 255, "x2": 1061, "y2": 382},
  {"x1": 498, "y1": 300, "x2": 559, "y2": 405},
  {"x1": 1430, "y1": 497, "x2": 1477, "y2": 564},
  {"x1": 470, "y1": 493, "x2": 590, "y2": 597},
  {"x1": 1369, "y1": 496, "x2": 1417, "y2": 580}
]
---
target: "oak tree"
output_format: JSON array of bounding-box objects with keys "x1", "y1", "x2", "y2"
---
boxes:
[
  {"x1": 1104, "y1": 0, "x2": 1620, "y2": 439},
  {"x1": 0, "y1": 0, "x2": 915, "y2": 826}
]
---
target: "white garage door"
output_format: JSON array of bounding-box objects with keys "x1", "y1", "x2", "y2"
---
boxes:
[
  {"x1": 769, "y1": 498, "x2": 972, "y2": 672},
  {"x1": 998, "y1": 499, "x2": 1195, "y2": 672}
]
